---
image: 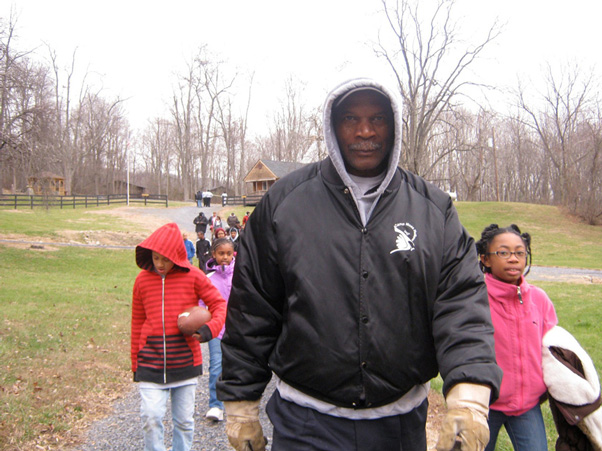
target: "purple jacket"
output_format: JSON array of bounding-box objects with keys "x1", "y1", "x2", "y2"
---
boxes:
[
  {"x1": 199, "y1": 257, "x2": 235, "y2": 339},
  {"x1": 486, "y1": 273, "x2": 558, "y2": 415}
]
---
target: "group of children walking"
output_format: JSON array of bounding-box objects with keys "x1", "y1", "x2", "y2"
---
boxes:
[
  {"x1": 130, "y1": 217, "x2": 598, "y2": 451},
  {"x1": 131, "y1": 213, "x2": 238, "y2": 451}
]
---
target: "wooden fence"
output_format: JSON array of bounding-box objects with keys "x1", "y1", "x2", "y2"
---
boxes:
[
  {"x1": 221, "y1": 194, "x2": 263, "y2": 207},
  {"x1": 0, "y1": 194, "x2": 168, "y2": 209}
]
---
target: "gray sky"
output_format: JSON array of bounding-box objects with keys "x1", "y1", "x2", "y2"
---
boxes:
[{"x1": 4, "y1": 0, "x2": 602, "y2": 133}]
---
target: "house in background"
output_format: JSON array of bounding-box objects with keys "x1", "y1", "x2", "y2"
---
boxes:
[
  {"x1": 27, "y1": 172, "x2": 66, "y2": 196},
  {"x1": 109, "y1": 180, "x2": 146, "y2": 196},
  {"x1": 243, "y1": 159, "x2": 306, "y2": 196}
]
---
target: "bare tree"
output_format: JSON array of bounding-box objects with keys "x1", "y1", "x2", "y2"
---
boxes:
[
  {"x1": 140, "y1": 118, "x2": 174, "y2": 196},
  {"x1": 0, "y1": 11, "x2": 47, "y2": 192},
  {"x1": 307, "y1": 105, "x2": 325, "y2": 161},
  {"x1": 171, "y1": 47, "x2": 237, "y2": 198},
  {"x1": 262, "y1": 75, "x2": 315, "y2": 163},
  {"x1": 518, "y1": 64, "x2": 593, "y2": 206},
  {"x1": 374, "y1": 0, "x2": 501, "y2": 177},
  {"x1": 236, "y1": 72, "x2": 254, "y2": 194},
  {"x1": 171, "y1": 61, "x2": 197, "y2": 200},
  {"x1": 579, "y1": 109, "x2": 602, "y2": 224},
  {"x1": 76, "y1": 93, "x2": 126, "y2": 194},
  {"x1": 48, "y1": 46, "x2": 89, "y2": 195}
]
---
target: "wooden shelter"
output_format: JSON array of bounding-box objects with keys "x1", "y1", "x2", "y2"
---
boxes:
[
  {"x1": 27, "y1": 172, "x2": 66, "y2": 196},
  {"x1": 243, "y1": 159, "x2": 306, "y2": 195}
]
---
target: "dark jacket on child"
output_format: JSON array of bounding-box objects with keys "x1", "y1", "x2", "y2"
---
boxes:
[
  {"x1": 194, "y1": 213, "x2": 209, "y2": 233},
  {"x1": 196, "y1": 237, "x2": 211, "y2": 273}
]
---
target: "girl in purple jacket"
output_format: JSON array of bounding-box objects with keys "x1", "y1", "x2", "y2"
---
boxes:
[
  {"x1": 200, "y1": 237, "x2": 235, "y2": 422},
  {"x1": 476, "y1": 224, "x2": 558, "y2": 451}
]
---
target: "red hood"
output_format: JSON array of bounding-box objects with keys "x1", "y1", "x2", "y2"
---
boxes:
[{"x1": 136, "y1": 222, "x2": 191, "y2": 271}]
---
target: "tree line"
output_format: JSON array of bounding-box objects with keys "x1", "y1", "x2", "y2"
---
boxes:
[{"x1": 1, "y1": 0, "x2": 600, "y2": 224}]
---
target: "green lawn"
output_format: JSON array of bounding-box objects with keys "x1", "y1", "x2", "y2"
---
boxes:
[
  {"x1": 0, "y1": 245, "x2": 137, "y2": 449},
  {"x1": 456, "y1": 202, "x2": 602, "y2": 269}
]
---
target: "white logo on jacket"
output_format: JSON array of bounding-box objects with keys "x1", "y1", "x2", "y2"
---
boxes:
[{"x1": 390, "y1": 223, "x2": 417, "y2": 253}]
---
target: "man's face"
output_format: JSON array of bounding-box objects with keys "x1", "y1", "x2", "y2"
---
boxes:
[{"x1": 334, "y1": 90, "x2": 394, "y2": 177}]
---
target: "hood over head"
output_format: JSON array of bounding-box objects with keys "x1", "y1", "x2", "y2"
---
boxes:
[
  {"x1": 136, "y1": 222, "x2": 191, "y2": 272},
  {"x1": 323, "y1": 78, "x2": 402, "y2": 224},
  {"x1": 323, "y1": 78, "x2": 402, "y2": 193}
]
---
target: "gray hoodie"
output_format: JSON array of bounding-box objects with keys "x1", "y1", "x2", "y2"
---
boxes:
[{"x1": 323, "y1": 78, "x2": 403, "y2": 224}]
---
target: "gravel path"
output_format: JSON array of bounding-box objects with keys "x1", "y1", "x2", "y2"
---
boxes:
[{"x1": 76, "y1": 344, "x2": 275, "y2": 451}]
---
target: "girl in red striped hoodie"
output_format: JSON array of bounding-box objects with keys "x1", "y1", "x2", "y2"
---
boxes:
[{"x1": 131, "y1": 222, "x2": 226, "y2": 451}]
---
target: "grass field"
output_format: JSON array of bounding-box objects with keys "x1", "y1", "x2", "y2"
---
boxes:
[
  {"x1": 456, "y1": 202, "x2": 602, "y2": 269},
  {"x1": 0, "y1": 202, "x2": 600, "y2": 450}
]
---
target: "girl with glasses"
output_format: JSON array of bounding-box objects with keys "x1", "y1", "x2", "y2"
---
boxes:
[{"x1": 475, "y1": 224, "x2": 558, "y2": 451}]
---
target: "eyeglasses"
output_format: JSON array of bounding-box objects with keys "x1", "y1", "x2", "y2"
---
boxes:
[{"x1": 486, "y1": 250, "x2": 528, "y2": 259}]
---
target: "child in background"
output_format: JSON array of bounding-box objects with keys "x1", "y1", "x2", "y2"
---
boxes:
[
  {"x1": 131, "y1": 223, "x2": 227, "y2": 451},
  {"x1": 196, "y1": 231, "x2": 211, "y2": 273},
  {"x1": 212, "y1": 216, "x2": 223, "y2": 239},
  {"x1": 228, "y1": 227, "x2": 239, "y2": 253},
  {"x1": 199, "y1": 237, "x2": 235, "y2": 422},
  {"x1": 183, "y1": 232, "x2": 195, "y2": 264},
  {"x1": 214, "y1": 227, "x2": 226, "y2": 239},
  {"x1": 241, "y1": 211, "x2": 250, "y2": 229},
  {"x1": 475, "y1": 224, "x2": 558, "y2": 451}
]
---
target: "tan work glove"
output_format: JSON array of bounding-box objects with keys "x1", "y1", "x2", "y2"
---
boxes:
[
  {"x1": 436, "y1": 383, "x2": 491, "y2": 451},
  {"x1": 224, "y1": 400, "x2": 267, "y2": 451}
]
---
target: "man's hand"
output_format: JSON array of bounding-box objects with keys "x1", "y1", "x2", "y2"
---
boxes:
[
  {"x1": 436, "y1": 383, "x2": 491, "y2": 451},
  {"x1": 224, "y1": 400, "x2": 267, "y2": 451}
]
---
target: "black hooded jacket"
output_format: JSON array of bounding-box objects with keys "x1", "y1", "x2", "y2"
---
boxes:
[{"x1": 217, "y1": 78, "x2": 501, "y2": 409}]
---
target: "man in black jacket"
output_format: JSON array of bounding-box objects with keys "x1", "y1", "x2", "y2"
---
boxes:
[{"x1": 218, "y1": 78, "x2": 502, "y2": 451}]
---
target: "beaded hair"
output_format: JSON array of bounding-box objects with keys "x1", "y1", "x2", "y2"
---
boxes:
[{"x1": 475, "y1": 224, "x2": 532, "y2": 276}]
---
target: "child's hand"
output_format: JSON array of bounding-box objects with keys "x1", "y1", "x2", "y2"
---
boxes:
[{"x1": 177, "y1": 306, "x2": 212, "y2": 335}]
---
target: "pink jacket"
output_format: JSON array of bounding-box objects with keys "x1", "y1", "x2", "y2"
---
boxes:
[{"x1": 485, "y1": 273, "x2": 558, "y2": 415}]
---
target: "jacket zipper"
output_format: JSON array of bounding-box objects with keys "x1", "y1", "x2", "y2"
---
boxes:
[
  {"x1": 516, "y1": 284, "x2": 524, "y2": 408},
  {"x1": 344, "y1": 186, "x2": 367, "y2": 403},
  {"x1": 161, "y1": 275, "x2": 167, "y2": 384}
]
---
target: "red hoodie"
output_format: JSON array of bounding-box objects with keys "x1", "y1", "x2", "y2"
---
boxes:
[{"x1": 131, "y1": 222, "x2": 227, "y2": 384}]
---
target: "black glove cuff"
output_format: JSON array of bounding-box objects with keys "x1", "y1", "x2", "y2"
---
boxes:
[{"x1": 198, "y1": 324, "x2": 213, "y2": 343}]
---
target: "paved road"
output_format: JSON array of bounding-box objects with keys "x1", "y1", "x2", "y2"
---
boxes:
[
  {"x1": 128, "y1": 204, "x2": 219, "y2": 235},
  {"x1": 528, "y1": 265, "x2": 602, "y2": 283}
]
